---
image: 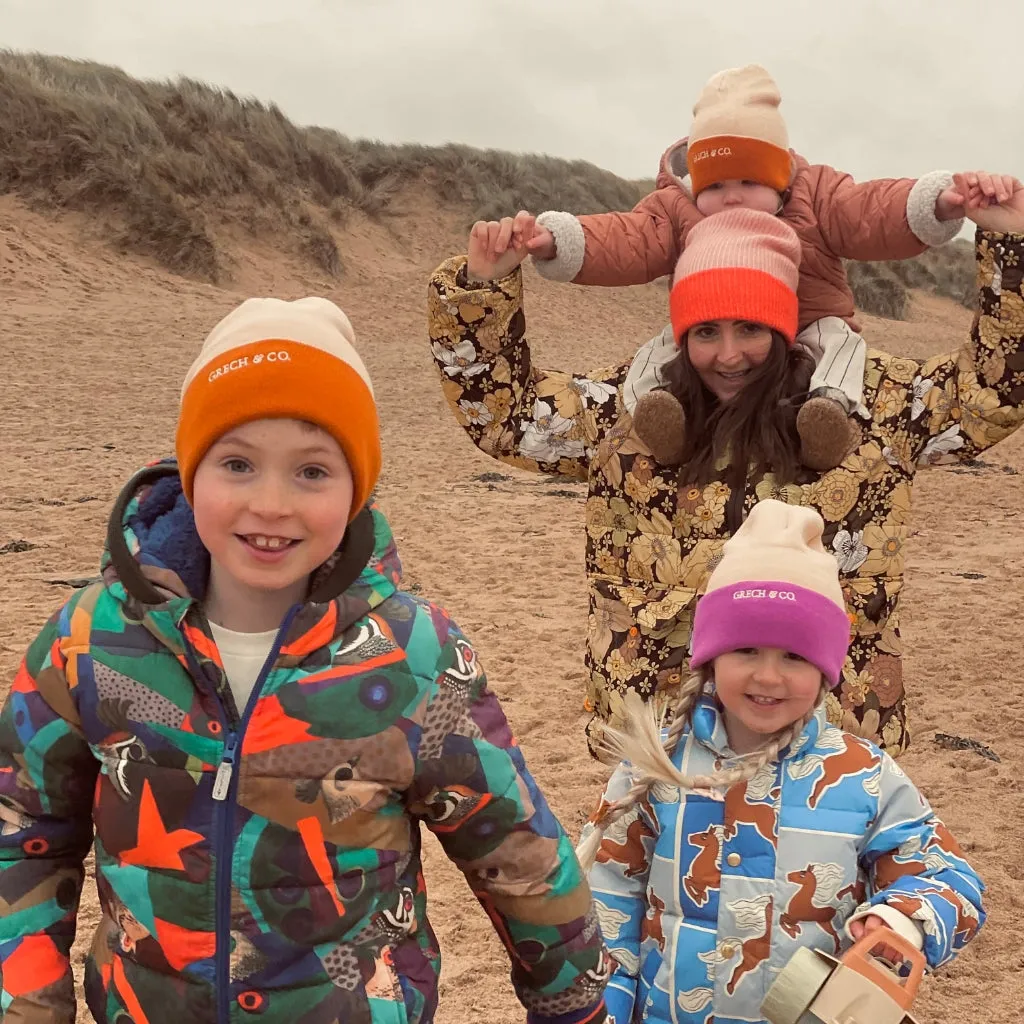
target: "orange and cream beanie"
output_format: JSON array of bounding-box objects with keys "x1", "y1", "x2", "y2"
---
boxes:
[
  {"x1": 175, "y1": 297, "x2": 380, "y2": 521},
  {"x1": 669, "y1": 208, "x2": 801, "y2": 344},
  {"x1": 687, "y1": 64, "x2": 792, "y2": 196}
]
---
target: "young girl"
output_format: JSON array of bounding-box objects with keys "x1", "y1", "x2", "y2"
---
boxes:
[
  {"x1": 0, "y1": 297, "x2": 609, "y2": 1023},
  {"x1": 576, "y1": 499, "x2": 984, "y2": 1024},
  {"x1": 524, "y1": 63, "x2": 981, "y2": 470}
]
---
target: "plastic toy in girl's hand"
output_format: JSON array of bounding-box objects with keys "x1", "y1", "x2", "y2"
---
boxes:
[{"x1": 761, "y1": 926, "x2": 926, "y2": 1024}]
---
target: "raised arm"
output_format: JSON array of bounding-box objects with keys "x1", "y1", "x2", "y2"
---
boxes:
[
  {"x1": 882, "y1": 174, "x2": 1024, "y2": 467},
  {"x1": 529, "y1": 187, "x2": 696, "y2": 287},
  {"x1": 428, "y1": 215, "x2": 627, "y2": 480},
  {"x1": 811, "y1": 165, "x2": 964, "y2": 260}
]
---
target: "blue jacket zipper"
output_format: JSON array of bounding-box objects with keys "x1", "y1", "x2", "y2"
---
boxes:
[{"x1": 184, "y1": 604, "x2": 300, "y2": 1024}]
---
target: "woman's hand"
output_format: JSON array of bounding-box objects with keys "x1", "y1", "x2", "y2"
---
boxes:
[
  {"x1": 467, "y1": 210, "x2": 551, "y2": 281},
  {"x1": 947, "y1": 172, "x2": 1024, "y2": 234},
  {"x1": 848, "y1": 913, "x2": 906, "y2": 965}
]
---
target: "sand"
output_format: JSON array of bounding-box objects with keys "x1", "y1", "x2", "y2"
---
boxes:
[{"x1": 2, "y1": 191, "x2": 1022, "y2": 1021}]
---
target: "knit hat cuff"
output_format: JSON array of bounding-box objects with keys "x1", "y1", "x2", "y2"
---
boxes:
[
  {"x1": 175, "y1": 338, "x2": 381, "y2": 519},
  {"x1": 670, "y1": 267, "x2": 799, "y2": 344},
  {"x1": 687, "y1": 135, "x2": 792, "y2": 195},
  {"x1": 690, "y1": 581, "x2": 851, "y2": 686}
]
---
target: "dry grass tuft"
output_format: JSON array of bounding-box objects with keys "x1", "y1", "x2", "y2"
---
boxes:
[{"x1": 0, "y1": 49, "x2": 977, "y2": 310}]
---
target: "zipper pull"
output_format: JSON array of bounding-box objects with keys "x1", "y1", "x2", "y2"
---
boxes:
[{"x1": 212, "y1": 735, "x2": 238, "y2": 802}]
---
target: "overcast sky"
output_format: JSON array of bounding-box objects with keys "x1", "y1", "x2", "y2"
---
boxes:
[{"x1": 2, "y1": 0, "x2": 1022, "y2": 188}]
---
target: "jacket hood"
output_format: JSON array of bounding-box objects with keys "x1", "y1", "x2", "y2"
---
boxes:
[
  {"x1": 657, "y1": 137, "x2": 691, "y2": 191},
  {"x1": 100, "y1": 459, "x2": 400, "y2": 615}
]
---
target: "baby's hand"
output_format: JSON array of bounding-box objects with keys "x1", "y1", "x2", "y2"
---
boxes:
[
  {"x1": 937, "y1": 171, "x2": 1020, "y2": 220},
  {"x1": 519, "y1": 215, "x2": 556, "y2": 260},
  {"x1": 849, "y1": 913, "x2": 905, "y2": 965}
]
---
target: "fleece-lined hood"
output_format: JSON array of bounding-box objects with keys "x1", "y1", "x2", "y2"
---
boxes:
[{"x1": 98, "y1": 459, "x2": 400, "y2": 644}]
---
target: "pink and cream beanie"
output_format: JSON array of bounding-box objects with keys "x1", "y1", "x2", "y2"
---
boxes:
[
  {"x1": 690, "y1": 500, "x2": 851, "y2": 686},
  {"x1": 669, "y1": 208, "x2": 801, "y2": 345},
  {"x1": 687, "y1": 64, "x2": 792, "y2": 196},
  {"x1": 175, "y1": 296, "x2": 380, "y2": 521}
]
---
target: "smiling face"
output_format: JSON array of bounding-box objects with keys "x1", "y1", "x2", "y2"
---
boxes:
[
  {"x1": 712, "y1": 647, "x2": 824, "y2": 754},
  {"x1": 191, "y1": 418, "x2": 353, "y2": 629},
  {"x1": 685, "y1": 319, "x2": 775, "y2": 401}
]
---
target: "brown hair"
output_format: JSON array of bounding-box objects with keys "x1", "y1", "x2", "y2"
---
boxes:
[{"x1": 662, "y1": 330, "x2": 814, "y2": 489}]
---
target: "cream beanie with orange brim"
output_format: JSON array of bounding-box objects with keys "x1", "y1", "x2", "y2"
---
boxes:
[
  {"x1": 687, "y1": 64, "x2": 793, "y2": 197},
  {"x1": 175, "y1": 297, "x2": 380, "y2": 521}
]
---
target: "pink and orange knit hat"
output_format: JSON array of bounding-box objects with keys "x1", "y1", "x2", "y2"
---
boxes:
[
  {"x1": 689, "y1": 500, "x2": 851, "y2": 686},
  {"x1": 669, "y1": 208, "x2": 801, "y2": 345}
]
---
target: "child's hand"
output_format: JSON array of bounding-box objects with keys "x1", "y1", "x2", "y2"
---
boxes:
[
  {"x1": 938, "y1": 172, "x2": 1022, "y2": 223},
  {"x1": 849, "y1": 913, "x2": 906, "y2": 965},
  {"x1": 952, "y1": 172, "x2": 1024, "y2": 234},
  {"x1": 467, "y1": 213, "x2": 534, "y2": 282}
]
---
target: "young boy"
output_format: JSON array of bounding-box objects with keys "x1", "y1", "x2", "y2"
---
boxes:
[
  {"x1": 0, "y1": 297, "x2": 610, "y2": 1023},
  {"x1": 524, "y1": 64, "x2": 967, "y2": 469}
]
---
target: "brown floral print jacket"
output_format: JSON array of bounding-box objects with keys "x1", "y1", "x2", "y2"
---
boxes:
[{"x1": 427, "y1": 231, "x2": 1024, "y2": 757}]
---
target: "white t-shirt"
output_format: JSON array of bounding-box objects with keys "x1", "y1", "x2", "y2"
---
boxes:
[{"x1": 209, "y1": 622, "x2": 278, "y2": 713}]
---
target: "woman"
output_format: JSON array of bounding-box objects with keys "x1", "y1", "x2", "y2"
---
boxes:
[{"x1": 427, "y1": 172, "x2": 1024, "y2": 758}]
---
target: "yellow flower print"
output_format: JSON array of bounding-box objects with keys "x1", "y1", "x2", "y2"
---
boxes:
[
  {"x1": 809, "y1": 469, "x2": 860, "y2": 522},
  {"x1": 977, "y1": 314, "x2": 1003, "y2": 352},
  {"x1": 861, "y1": 518, "x2": 906, "y2": 576},
  {"x1": 631, "y1": 524, "x2": 685, "y2": 585},
  {"x1": 536, "y1": 373, "x2": 585, "y2": 419},
  {"x1": 636, "y1": 594, "x2": 691, "y2": 632},
  {"x1": 980, "y1": 351, "x2": 1006, "y2": 384},
  {"x1": 607, "y1": 648, "x2": 641, "y2": 683},
  {"x1": 1001, "y1": 291, "x2": 1024, "y2": 336},
  {"x1": 844, "y1": 441, "x2": 890, "y2": 485},
  {"x1": 625, "y1": 470, "x2": 661, "y2": 505},
  {"x1": 873, "y1": 379, "x2": 907, "y2": 420},
  {"x1": 960, "y1": 385, "x2": 1002, "y2": 436},
  {"x1": 625, "y1": 551, "x2": 656, "y2": 585},
  {"x1": 588, "y1": 595, "x2": 635, "y2": 662},
  {"x1": 840, "y1": 670, "x2": 872, "y2": 709},
  {"x1": 677, "y1": 540, "x2": 724, "y2": 591},
  {"x1": 692, "y1": 502, "x2": 726, "y2": 536},
  {"x1": 885, "y1": 357, "x2": 919, "y2": 386},
  {"x1": 824, "y1": 690, "x2": 844, "y2": 728},
  {"x1": 888, "y1": 482, "x2": 912, "y2": 525},
  {"x1": 755, "y1": 478, "x2": 804, "y2": 505},
  {"x1": 595, "y1": 550, "x2": 623, "y2": 577},
  {"x1": 841, "y1": 707, "x2": 880, "y2": 741},
  {"x1": 671, "y1": 508, "x2": 695, "y2": 539},
  {"x1": 484, "y1": 387, "x2": 514, "y2": 423},
  {"x1": 703, "y1": 481, "x2": 730, "y2": 505},
  {"x1": 882, "y1": 713, "x2": 907, "y2": 751},
  {"x1": 586, "y1": 496, "x2": 638, "y2": 547}
]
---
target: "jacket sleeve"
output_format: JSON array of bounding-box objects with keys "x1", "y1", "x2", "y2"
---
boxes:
[
  {"x1": 530, "y1": 187, "x2": 688, "y2": 287},
  {"x1": 428, "y1": 255, "x2": 626, "y2": 480},
  {"x1": 812, "y1": 166, "x2": 963, "y2": 260},
  {"x1": 856, "y1": 753, "x2": 984, "y2": 969},
  {"x1": 407, "y1": 622, "x2": 609, "y2": 1024},
  {"x1": 583, "y1": 764, "x2": 659, "y2": 1024},
  {"x1": 0, "y1": 603, "x2": 98, "y2": 1024},
  {"x1": 879, "y1": 229, "x2": 1024, "y2": 468}
]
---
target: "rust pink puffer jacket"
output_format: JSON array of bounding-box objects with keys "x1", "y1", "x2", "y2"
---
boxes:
[{"x1": 534, "y1": 139, "x2": 962, "y2": 331}]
